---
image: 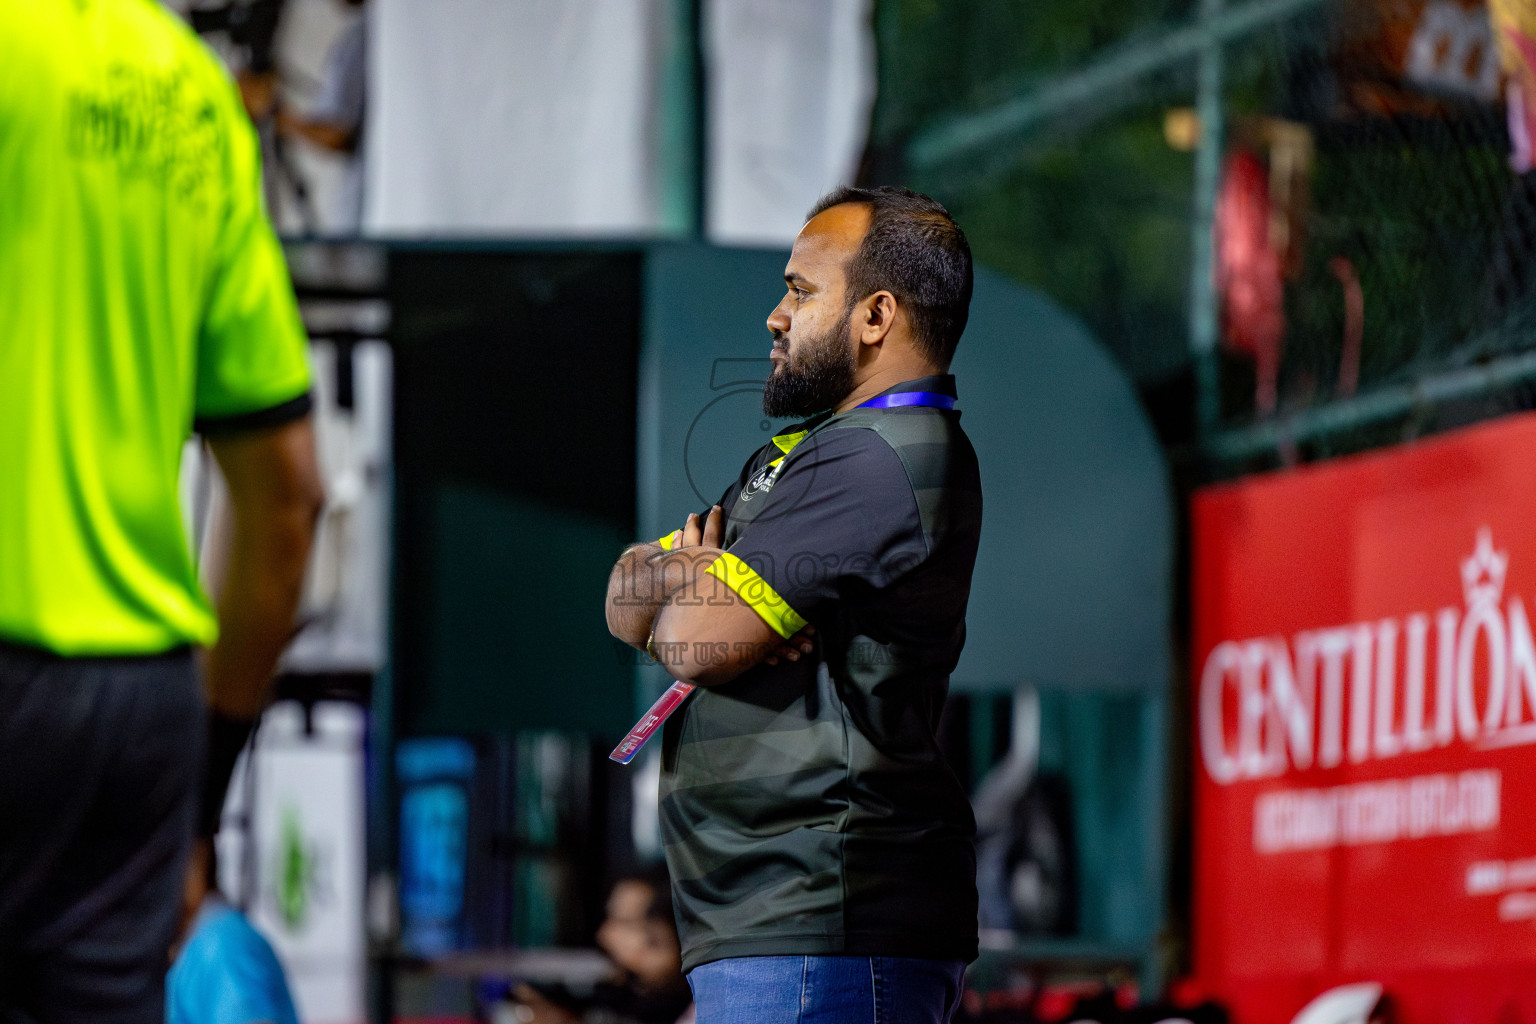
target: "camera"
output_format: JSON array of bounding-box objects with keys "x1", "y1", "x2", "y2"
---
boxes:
[{"x1": 188, "y1": 0, "x2": 286, "y2": 73}]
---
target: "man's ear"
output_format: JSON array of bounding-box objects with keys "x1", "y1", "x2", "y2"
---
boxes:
[{"x1": 858, "y1": 291, "x2": 899, "y2": 346}]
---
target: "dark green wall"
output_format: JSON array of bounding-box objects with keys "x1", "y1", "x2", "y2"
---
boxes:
[
  {"x1": 949, "y1": 270, "x2": 1173, "y2": 694},
  {"x1": 391, "y1": 250, "x2": 642, "y2": 739}
]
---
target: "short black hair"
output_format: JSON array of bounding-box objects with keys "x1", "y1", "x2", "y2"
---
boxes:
[{"x1": 806, "y1": 185, "x2": 973, "y2": 368}]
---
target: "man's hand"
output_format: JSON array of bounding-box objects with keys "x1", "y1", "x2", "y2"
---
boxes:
[
  {"x1": 765, "y1": 623, "x2": 816, "y2": 665},
  {"x1": 675, "y1": 505, "x2": 725, "y2": 548}
]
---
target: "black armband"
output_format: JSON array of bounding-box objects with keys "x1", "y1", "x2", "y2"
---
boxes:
[{"x1": 199, "y1": 710, "x2": 256, "y2": 838}]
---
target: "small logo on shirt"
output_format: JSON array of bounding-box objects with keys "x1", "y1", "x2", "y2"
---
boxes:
[
  {"x1": 684, "y1": 359, "x2": 819, "y2": 522},
  {"x1": 740, "y1": 459, "x2": 787, "y2": 502}
]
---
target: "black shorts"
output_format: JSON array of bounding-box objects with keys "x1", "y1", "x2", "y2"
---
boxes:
[{"x1": 0, "y1": 639, "x2": 204, "y2": 1024}]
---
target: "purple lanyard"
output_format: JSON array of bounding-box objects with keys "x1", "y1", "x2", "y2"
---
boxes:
[{"x1": 858, "y1": 391, "x2": 956, "y2": 410}]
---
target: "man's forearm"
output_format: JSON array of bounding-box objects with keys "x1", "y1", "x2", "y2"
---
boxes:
[
  {"x1": 609, "y1": 536, "x2": 814, "y2": 686},
  {"x1": 606, "y1": 543, "x2": 666, "y2": 650},
  {"x1": 203, "y1": 499, "x2": 318, "y2": 718},
  {"x1": 605, "y1": 543, "x2": 724, "y2": 650},
  {"x1": 203, "y1": 418, "x2": 325, "y2": 719},
  {"x1": 277, "y1": 109, "x2": 359, "y2": 154},
  {"x1": 197, "y1": 417, "x2": 323, "y2": 836}
]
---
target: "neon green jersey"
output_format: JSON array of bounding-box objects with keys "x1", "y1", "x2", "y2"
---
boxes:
[{"x1": 0, "y1": 0, "x2": 312, "y2": 655}]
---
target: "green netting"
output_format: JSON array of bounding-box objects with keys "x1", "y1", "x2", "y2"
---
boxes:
[
  {"x1": 929, "y1": 100, "x2": 1197, "y2": 386},
  {"x1": 872, "y1": 0, "x2": 1199, "y2": 136},
  {"x1": 872, "y1": 2, "x2": 1199, "y2": 385},
  {"x1": 868, "y1": 0, "x2": 1536, "y2": 465},
  {"x1": 1228, "y1": 9, "x2": 1524, "y2": 396}
]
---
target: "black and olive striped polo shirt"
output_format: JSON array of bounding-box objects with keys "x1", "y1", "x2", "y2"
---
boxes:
[{"x1": 659, "y1": 374, "x2": 983, "y2": 971}]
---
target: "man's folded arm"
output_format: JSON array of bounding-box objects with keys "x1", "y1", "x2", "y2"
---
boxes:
[
  {"x1": 604, "y1": 538, "x2": 717, "y2": 652},
  {"x1": 649, "y1": 549, "x2": 803, "y2": 688},
  {"x1": 605, "y1": 542, "x2": 668, "y2": 651},
  {"x1": 651, "y1": 429, "x2": 927, "y2": 688}
]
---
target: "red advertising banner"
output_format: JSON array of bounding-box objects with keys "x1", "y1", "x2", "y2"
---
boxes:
[{"x1": 1192, "y1": 414, "x2": 1536, "y2": 1024}]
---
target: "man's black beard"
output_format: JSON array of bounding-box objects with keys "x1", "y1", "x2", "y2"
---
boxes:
[{"x1": 762, "y1": 307, "x2": 857, "y2": 418}]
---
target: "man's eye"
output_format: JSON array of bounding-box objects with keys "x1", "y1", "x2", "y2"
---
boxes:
[{"x1": 795, "y1": 287, "x2": 809, "y2": 300}]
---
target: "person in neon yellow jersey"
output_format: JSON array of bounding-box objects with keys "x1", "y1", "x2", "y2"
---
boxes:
[{"x1": 0, "y1": 2, "x2": 323, "y2": 1019}]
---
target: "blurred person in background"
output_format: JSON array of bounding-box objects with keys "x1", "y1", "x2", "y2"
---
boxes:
[
  {"x1": 507, "y1": 869, "x2": 694, "y2": 1024},
  {"x1": 0, "y1": 1, "x2": 322, "y2": 1020},
  {"x1": 239, "y1": 0, "x2": 368, "y2": 230},
  {"x1": 167, "y1": 840, "x2": 300, "y2": 1024}
]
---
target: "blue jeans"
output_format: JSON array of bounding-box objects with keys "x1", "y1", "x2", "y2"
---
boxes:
[{"x1": 688, "y1": 955, "x2": 967, "y2": 1024}]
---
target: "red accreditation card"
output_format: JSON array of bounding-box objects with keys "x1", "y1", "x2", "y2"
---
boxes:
[{"x1": 610, "y1": 681, "x2": 695, "y2": 764}]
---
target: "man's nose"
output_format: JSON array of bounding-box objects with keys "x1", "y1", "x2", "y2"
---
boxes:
[{"x1": 766, "y1": 302, "x2": 791, "y2": 335}]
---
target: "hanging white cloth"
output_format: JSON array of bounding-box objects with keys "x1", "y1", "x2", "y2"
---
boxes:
[
  {"x1": 704, "y1": 0, "x2": 877, "y2": 247},
  {"x1": 363, "y1": 0, "x2": 875, "y2": 241},
  {"x1": 365, "y1": 0, "x2": 666, "y2": 236}
]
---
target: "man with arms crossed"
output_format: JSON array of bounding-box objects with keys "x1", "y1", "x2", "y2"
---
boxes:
[
  {"x1": 0, "y1": 2, "x2": 323, "y2": 1019},
  {"x1": 606, "y1": 187, "x2": 982, "y2": 1023}
]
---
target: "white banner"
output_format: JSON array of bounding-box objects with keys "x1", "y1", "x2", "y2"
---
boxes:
[
  {"x1": 704, "y1": 0, "x2": 876, "y2": 246},
  {"x1": 366, "y1": 0, "x2": 666, "y2": 236}
]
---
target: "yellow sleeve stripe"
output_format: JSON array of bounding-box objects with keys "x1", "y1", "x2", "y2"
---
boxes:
[
  {"x1": 705, "y1": 551, "x2": 808, "y2": 639},
  {"x1": 656, "y1": 531, "x2": 678, "y2": 550}
]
